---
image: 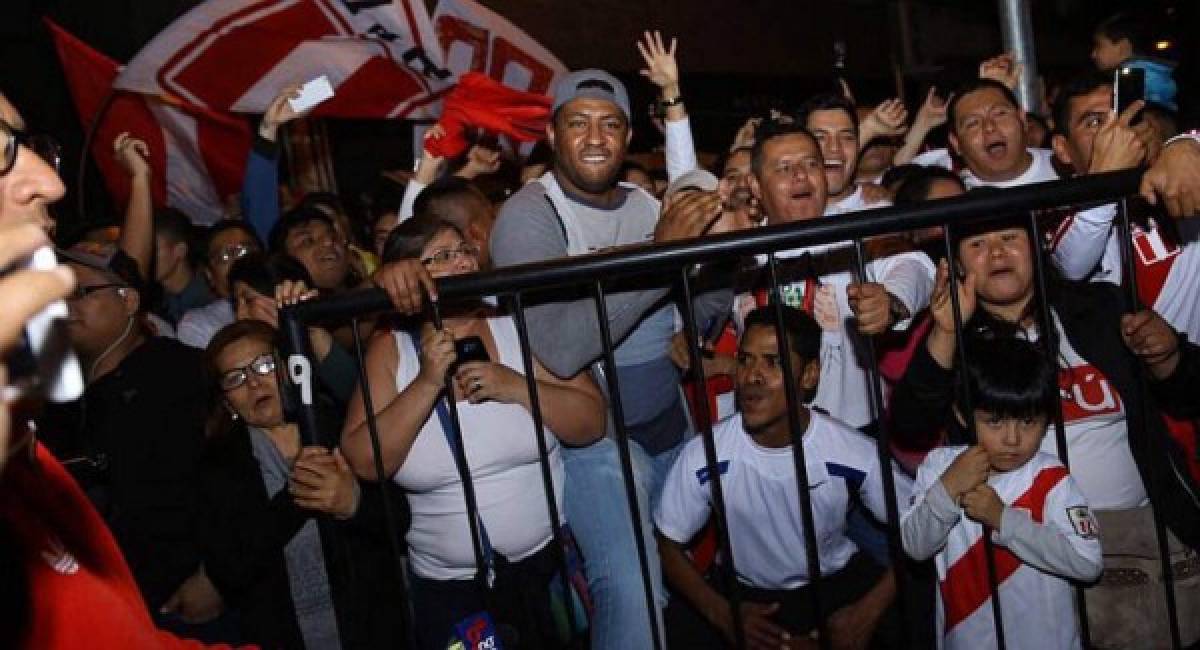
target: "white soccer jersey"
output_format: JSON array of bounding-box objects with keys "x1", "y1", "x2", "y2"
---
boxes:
[
  {"x1": 655, "y1": 411, "x2": 912, "y2": 590},
  {"x1": 901, "y1": 447, "x2": 1102, "y2": 650}
]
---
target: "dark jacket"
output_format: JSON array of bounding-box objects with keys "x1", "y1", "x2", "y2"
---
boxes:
[
  {"x1": 199, "y1": 411, "x2": 410, "y2": 650},
  {"x1": 1150, "y1": 340, "x2": 1200, "y2": 420},
  {"x1": 38, "y1": 336, "x2": 208, "y2": 610},
  {"x1": 890, "y1": 278, "x2": 1200, "y2": 550}
]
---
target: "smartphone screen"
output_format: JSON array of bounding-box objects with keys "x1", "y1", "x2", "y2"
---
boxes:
[
  {"x1": 1114, "y1": 66, "x2": 1145, "y2": 120},
  {"x1": 454, "y1": 336, "x2": 490, "y2": 365}
]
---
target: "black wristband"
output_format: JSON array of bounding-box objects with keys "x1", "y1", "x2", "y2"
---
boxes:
[{"x1": 659, "y1": 95, "x2": 684, "y2": 108}]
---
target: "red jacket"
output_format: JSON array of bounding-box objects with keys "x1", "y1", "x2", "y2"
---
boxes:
[{"x1": 0, "y1": 441, "x2": 251, "y2": 649}]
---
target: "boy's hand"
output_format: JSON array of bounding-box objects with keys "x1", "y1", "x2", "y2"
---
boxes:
[
  {"x1": 961, "y1": 484, "x2": 1005, "y2": 530},
  {"x1": 940, "y1": 445, "x2": 990, "y2": 501}
]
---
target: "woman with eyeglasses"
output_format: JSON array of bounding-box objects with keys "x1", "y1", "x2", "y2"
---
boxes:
[
  {"x1": 342, "y1": 217, "x2": 606, "y2": 650},
  {"x1": 889, "y1": 215, "x2": 1200, "y2": 648},
  {"x1": 199, "y1": 319, "x2": 408, "y2": 650}
]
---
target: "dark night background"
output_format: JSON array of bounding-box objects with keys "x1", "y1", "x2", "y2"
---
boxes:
[{"x1": 0, "y1": 0, "x2": 1193, "y2": 234}]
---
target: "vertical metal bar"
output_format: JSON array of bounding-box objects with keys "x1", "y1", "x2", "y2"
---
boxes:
[
  {"x1": 850, "y1": 239, "x2": 913, "y2": 649},
  {"x1": 349, "y1": 317, "x2": 413, "y2": 644},
  {"x1": 1028, "y1": 213, "x2": 1093, "y2": 645},
  {"x1": 278, "y1": 306, "x2": 320, "y2": 447},
  {"x1": 942, "y1": 231, "x2": 1008, "y2": 650},
  {"x1": 510, "y1": 292, "x2": 580, "y2": 637},
  {"x1": 591, "y1": 281, "x2": 665, "y2": 650},
  {"x1": 429, "y1": 302, "x2": 491, "y2": 591},
  {"x1": 678, "y1": 269, "x2": 746, "y2": 650},
  {"x1": 766, "y1": 254, "x2": 830, "y2": 650},
  {"x1": 1114, "y1": 199, "x2": 1183, "y2": 649}
]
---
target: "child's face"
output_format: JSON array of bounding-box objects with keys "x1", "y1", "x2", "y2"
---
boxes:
[{"x1": 973, "y1": 410, "x2": 1047, "y2": 472}]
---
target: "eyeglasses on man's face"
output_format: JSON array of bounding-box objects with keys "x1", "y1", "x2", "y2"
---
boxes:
[{"x1": 0, "y1": 119, "x2": 62, "y2": 176}]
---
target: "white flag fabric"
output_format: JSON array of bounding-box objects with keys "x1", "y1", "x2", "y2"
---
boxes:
[{"x1": 114, "y1": 0, "x2": 452, "y2": 119}]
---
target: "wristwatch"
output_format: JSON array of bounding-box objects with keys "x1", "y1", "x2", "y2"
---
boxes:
[
  {"x1": 888, "y1": 293, "x2": 911, "y2": 325},
  {"x1": 659, "y1": 95, "x2": 684, "y2": 108}
]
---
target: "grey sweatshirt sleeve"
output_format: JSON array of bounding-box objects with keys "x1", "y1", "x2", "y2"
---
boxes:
[
  {"x1": 993, "y1": 475, "x2": 1103, "y2": 582},
  {"x1": 901, "y1": 472, "x2": 961, "y2": 561},
  {"x1": 490, "y1": 188, "x2": 668, "y2": 378}
]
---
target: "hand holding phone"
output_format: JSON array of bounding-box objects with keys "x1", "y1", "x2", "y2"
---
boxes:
[{"x1": 1114, "y1": 66, "x2": 1145, "y2": 123}]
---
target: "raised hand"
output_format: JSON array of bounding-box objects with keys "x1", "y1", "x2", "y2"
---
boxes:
[
  {"x1": 113, "y1": 132, "x2": 151, "y2": 179},
  {"x1": 730, "y1": 117, "x2": 762, "y2": 151},
  {"x1": 637, "y1": 30, "x2": 680, "y2": 95},
  {"x1": 913, "y1": 87, "x2": 951, "y2": 135},
  {"x1": 260, "y1": 83, "x2": 310, "y2": 141},
  {"x1": 859, "y1": 99, "x2": 909, "y2": 144},
  {"x1": 455, "y1": 143, "x2": 502, "y2": 180},
  {"x1": 979, "y1": 52, "x2": 1022, "y2": 91},
  {"x1": 1088, "y1": 100, "x2": 1147, "y2": 174},
  {"x1": 929, "y1": 259, "x2": 976, "y2": 336}
]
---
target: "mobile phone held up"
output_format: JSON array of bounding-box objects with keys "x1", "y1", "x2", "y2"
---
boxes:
[
  {"x1": 3, "y1": 247, "x2": 83, "y2": 404},
  {"x1": 1114, "y1": 65, "x2": 1145, "y2": 123}
]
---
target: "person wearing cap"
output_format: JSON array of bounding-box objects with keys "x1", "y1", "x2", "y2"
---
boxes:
[
  {"x1": 38, "y1": 241, "x2": 227, "y2": 639},
  {"x1": 489, "y1": 68, "x2": 735, "y2": 649}
]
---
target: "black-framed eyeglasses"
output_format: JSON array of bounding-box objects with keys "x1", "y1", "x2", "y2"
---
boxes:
[
  {"x1": 420, "y1": 243, "x2": 478, "y2": 266},
  {"x1": 211, "y1": 243, "x2": 254, "y2": 265},
  {"x1": 1, "y1": 119, "x2": 62, "y2": 176},
  {"x1": 66, "y1": 283, "x2": 127, "y2": 302},
  {"x1": 219, "y1": 353, "x2": 277, "y2": 391}
]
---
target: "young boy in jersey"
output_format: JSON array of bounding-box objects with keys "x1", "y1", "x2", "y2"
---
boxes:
[
  {"x1": 656, "y1": 305, "x2": 906, "y2": 648},
  {"x1": 901, "y1": 337, "x2": 1103, "y2": 650}
]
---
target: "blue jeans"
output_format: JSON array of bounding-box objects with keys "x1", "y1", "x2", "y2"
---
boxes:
[{"x1": 563, "y1": 437, "x2": 666, "y2": 650}]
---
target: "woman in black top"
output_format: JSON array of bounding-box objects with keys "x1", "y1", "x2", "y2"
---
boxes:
[{"x1": 200, "y1": 320, "x2": 409, "y2": 649}]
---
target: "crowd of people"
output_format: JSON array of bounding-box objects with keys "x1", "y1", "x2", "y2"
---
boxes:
[{"x1": 2, "y1": 9, "x2": 1200, "y2": 650}]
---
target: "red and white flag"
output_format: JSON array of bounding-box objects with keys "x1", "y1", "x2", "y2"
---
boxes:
[
  {"x1": 47, "y1": 20, "x2": 252, "y2": 224},
  {"x1": 432, "y1": 0, "x2": 567, "y2": 96},
  {"x1": 113, "y1": 0, "x2": 452, "y2": 119}
]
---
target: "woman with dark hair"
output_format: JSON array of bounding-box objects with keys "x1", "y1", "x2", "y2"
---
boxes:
[
  {"x1": 343, "y1": 217, "x2": 606, "y2": 649},
  {"x1": 199, "y1": 320, "x2": 408, "y2": 650},
  {"x1": 890, "y1": 216, "x2": 1200, "y2": 647}
]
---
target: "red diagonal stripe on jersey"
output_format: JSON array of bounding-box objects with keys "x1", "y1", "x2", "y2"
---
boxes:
[
  {"x1": 168, "y1": 2, "x2": 337, "y2": 110},
  {"x1": 940, "y1": 465, "x2": 1069, "y2": 632}
]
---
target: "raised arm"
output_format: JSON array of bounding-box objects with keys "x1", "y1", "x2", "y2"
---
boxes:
[
  {"x1": 894, "y1": 88, "x2": 949, "y2": 166},
  {"x1": 114, "y1": 132, "x2": 154, "y2": 280},
  {"x1": 242, "y1": 85, "x2": 311, "y2": 241},
  {"x1": 637, "y1": 30, "x2": 696, "y2": 182}
]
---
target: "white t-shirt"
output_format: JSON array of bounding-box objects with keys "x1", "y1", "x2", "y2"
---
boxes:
[
  {"x1": 825, "y1": 185, "x2": 892, "y2": 216},
  {"x1": 962, "y1": 148, "x2": 1058, "y2": 189},
  {"x1": 902, "y1": 446, "x2": 1101, "y2": 650},
  {"x1": 391, "y1": 316, "x2": 565, "y2": 580},
  {"x1": 655, "y1": 411, "x2": 912, "y2": 589}
]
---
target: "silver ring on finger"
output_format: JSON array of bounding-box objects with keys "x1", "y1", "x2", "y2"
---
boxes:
[{"x1": 471, "y1": 379, "x2": 482, "y2": 392}]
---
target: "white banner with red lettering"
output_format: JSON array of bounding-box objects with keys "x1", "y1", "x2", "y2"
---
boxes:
[{"x1": 113, "y1": 0, "x2": 452, "y2": 119}]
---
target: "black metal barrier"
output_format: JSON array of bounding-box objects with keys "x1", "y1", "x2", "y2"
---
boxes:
[{"x1": 278, "y1": 168, "x2": 1186, "y2": 649}]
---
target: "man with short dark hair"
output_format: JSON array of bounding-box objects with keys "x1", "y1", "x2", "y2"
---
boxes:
[
  {"x1": 657, "y1": 306, "x2": 904, "y2": 648},
  {"x1": 797, "y1": 94, "x2": 900, "y2": 215},
  {"x1": 153, "y1": 208, "x2": 212, "y2": 324},
  {"x1": 1049, "y1": 73, "x2": 1200, "y2": 343},
  {"x1": 490, "y1": 68, "x2": 728, "y2": 650},
  {"x1": 47, "y1": 241, "x2": 214, "y2": 635},
  {"x1": 269, "y1": 207, "x2": 354, "y2": 292},
  {"x1": 411, "y1": 176, "x2": 495, "y2": 268}
]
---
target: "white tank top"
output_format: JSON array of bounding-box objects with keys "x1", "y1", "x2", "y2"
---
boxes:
[{"x1": 391, "y1": 316, "x2": 565, "y2": 580}]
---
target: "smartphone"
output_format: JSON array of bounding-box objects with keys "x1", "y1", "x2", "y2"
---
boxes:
[
  {"x1": 1114, "y1": 66, "x2": 1145, "y2": 122},
  {"x1": 3, "y1": 247, "x2": 83, "y2": 403},
  {"x1": 288, "y1": 75, "x2": 335, "y2": 113},
  {"x1": 454, "y1": 336, "x2": 490, "y2": 366}
]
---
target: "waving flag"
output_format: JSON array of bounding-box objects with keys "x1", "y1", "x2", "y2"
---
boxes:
[
  {"x1": 432, "y1": 0, "x2": 567, "y2": 95},
  {"x1": 48, "y1": 20, "x2": 251, "y2": 224},
  {"x1": 113, "y1": 0, "x2": 452, "y2": 119}
]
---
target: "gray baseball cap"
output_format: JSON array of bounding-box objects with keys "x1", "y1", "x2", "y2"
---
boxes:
[
  {"x1": 552, "y1": 69, "x2": 631, "y2": 120},
  {"x1": 665, "y1": 168, "x2": 719, "y2": 200}
]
